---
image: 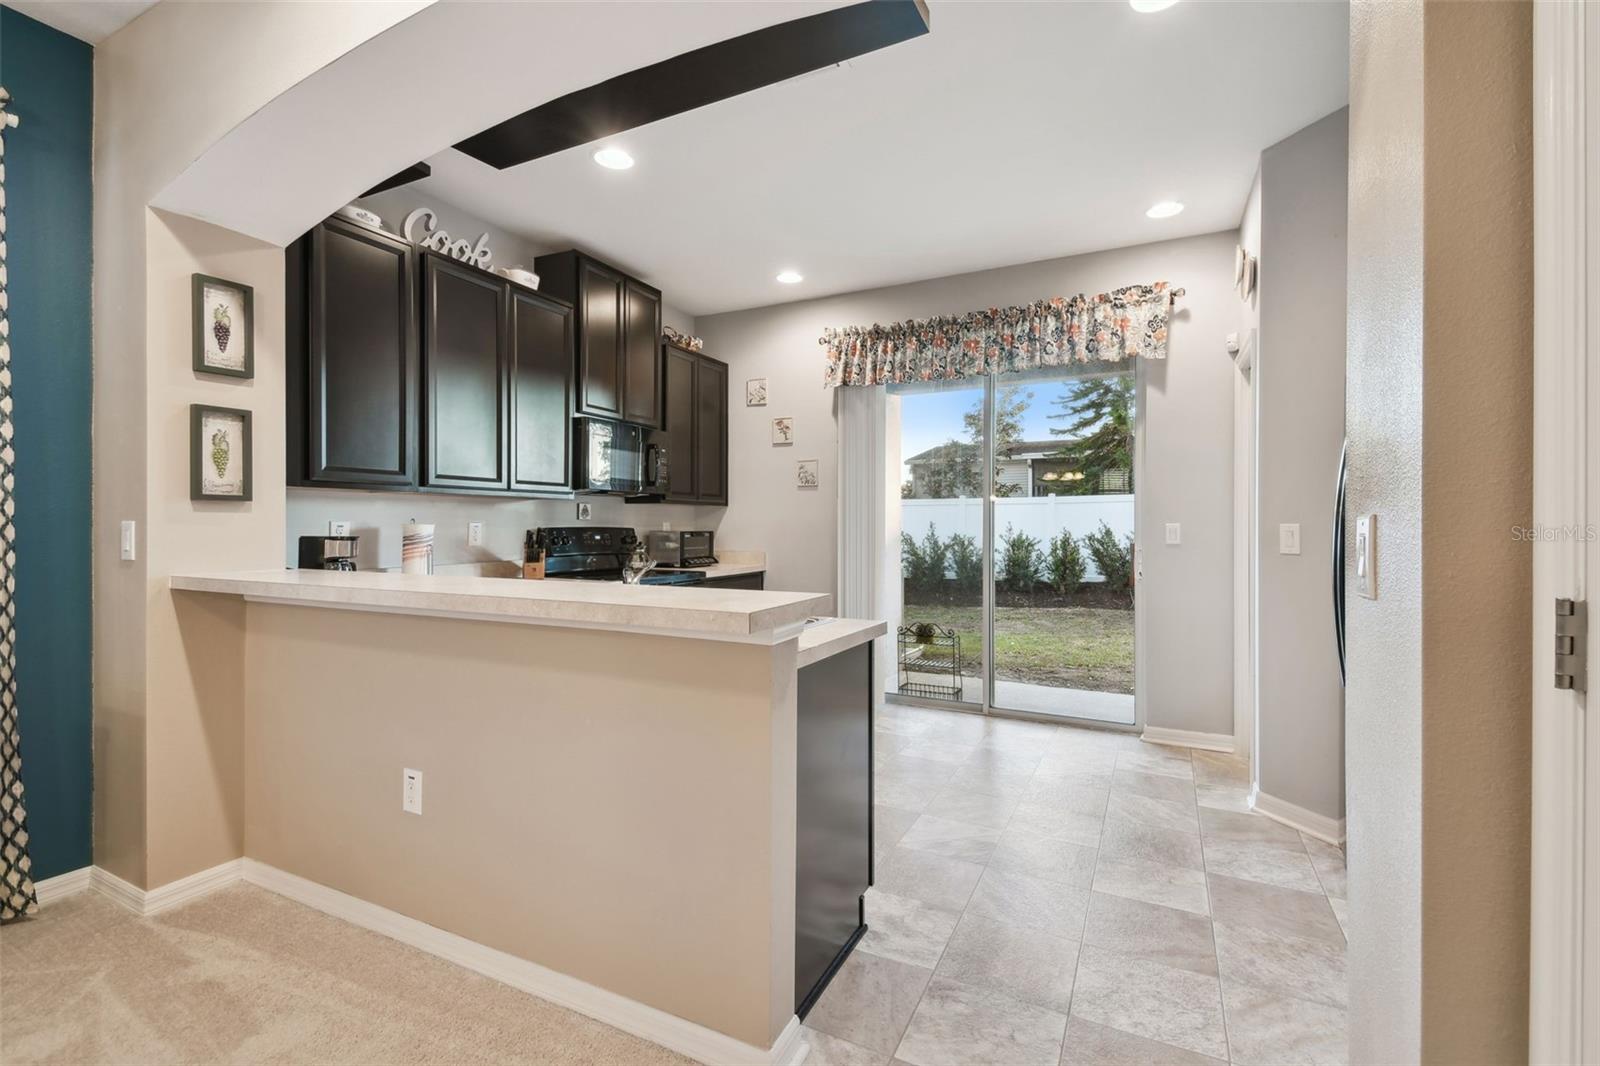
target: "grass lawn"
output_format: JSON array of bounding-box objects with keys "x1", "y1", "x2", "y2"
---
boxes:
[{"x1": 900, "y1": 603, "x2": 1135, "y2": 695}]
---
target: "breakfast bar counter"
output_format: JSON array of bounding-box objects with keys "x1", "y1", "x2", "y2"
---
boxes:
[{"x1": 169, "y1": 569, "x2": 880, "y2": 1063}]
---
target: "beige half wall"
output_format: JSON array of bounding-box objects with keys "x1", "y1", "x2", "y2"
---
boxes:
[{"x1": 242, "y1": 602, "x2": 798, "y2": 1049}]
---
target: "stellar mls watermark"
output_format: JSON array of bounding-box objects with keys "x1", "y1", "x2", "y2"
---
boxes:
[{"x1": 1511, "y1": 524, "x2": 1600, "y2": 542}]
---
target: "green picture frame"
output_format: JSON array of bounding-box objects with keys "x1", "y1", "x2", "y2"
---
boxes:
[
  {"x1": 190, "y1": 403, "x2": 253, "y2": 501},
  {"x1": 191, "y1": 272, "x2": 254, "y2": 379}
]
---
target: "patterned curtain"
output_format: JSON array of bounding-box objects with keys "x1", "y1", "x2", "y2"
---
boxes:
[
  {"x1": 0, "y1": 87, "x2": 36, "y2": 923},
  {"x1": 821, "y1": 281, "x2": 1184, "y2": 388}
]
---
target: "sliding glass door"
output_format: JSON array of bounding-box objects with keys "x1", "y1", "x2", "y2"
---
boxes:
[{"x1": 889, "y1": 367, "x2": 1138, "y2": 727}]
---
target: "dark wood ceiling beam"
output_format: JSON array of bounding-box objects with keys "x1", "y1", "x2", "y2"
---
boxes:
[
  {"x1": 453, "y1": 0, "x2": 930, "y2": 170},
  {"x1": 361, "y1": 162, "x2": 433, "y2": 198}
]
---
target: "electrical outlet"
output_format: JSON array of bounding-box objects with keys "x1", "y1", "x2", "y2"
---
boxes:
[
  {"x1": 329, "y1": 520, "x2": 351, "y2": 536},
  {"x1": 120, "y1": 520, "x2": 137, "y2": 561},
  {"x1": 402, "y1": 768, "x2": 423, "y2": 815},
  {"x1": 1164, "y1": 522, "x2": 1181, "y2": 546},
  {"x1": 467, "y1": 521, "x2": 484, "y2": 547},
  {"x1": 576, "y1": 502, "x2": 593, "y2": 521}
]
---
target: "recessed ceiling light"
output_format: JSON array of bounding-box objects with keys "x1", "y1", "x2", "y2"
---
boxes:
[
  {"x1": 592, "y1": 146, "x2": 634, "y2": 170},
  {"x1": 1129, "y1": 0, "x2": 1179, "y2": 11},
  {"x1": 1146, "y1": 200, "x2": 1185, "y2": 219},
  {"x1": 776, "y1": 270, "x2": 804, "y2": 284}
]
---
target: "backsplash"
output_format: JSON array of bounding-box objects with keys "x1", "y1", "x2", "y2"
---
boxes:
[{"x1": 286, "y1": 488, "x2": 723, "y2": 571}]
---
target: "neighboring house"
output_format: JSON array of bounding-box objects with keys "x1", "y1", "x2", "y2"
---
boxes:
[{"x1": 904, "y1": 439, "x2": 1129, "y2": 497}]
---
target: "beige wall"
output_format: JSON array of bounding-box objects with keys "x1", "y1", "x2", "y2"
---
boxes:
[
  {"x1": 698, "y1": 233, "x2": 1241, "y2": 738},
  {"x1": 244, "y1": 603, "x2": 797, "y2": 1048},
  {"x1": 1345, "y1": 1, "x2": 1532, "y2": 1061},
  {"x1": 93, "y1": 2, "x2": 425, "y2": 887}
]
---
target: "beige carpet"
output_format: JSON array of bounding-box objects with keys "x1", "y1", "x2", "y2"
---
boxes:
[{"x1": 0, "y1": 883, "x2": 694, "y2": 1065}]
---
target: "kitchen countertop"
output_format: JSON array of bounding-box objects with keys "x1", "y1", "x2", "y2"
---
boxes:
[
  {"x1": 170, "y1": 569, "x2": 829, "y2": 644},
  {"x1": 796, "y1": 618, "x2": 887, "y2": 668}
]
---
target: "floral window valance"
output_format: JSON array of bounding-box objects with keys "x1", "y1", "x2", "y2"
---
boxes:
[{"x1": 821, "y1": 281, "x2": 1184, "y2": 388}]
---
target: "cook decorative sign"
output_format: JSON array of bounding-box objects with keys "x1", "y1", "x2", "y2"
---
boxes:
[{"x1": 403, "y1": 207, "x2": 493, "y2": 269}]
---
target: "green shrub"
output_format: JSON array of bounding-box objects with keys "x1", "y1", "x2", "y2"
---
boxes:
[
  {"x1": 997, "y1": 524, "x2": 1044, "y2": 593},
  {"x1": 901, "y1": 524, "x2": 949, "y2": 598},
  {"x1": 1047, "y1": 530, "x2": 1086, "y2": 593},
  {"x1": 1084, "y1": 521, "x2": 1134, "y2": 588},
  {"x1": 948, "y1": 533, "x2": 981, "y2": 596}
]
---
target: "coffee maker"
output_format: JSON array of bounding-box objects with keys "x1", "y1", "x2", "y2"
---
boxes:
[{"x1": 297, "y1": 534, "x2": 359, "y2": 571}]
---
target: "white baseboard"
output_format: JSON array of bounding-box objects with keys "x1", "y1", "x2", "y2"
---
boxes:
[
  {"x1": 1250, "y1": 785, "x2": 1346, "y2": 845},
  {"x1": 241, "y1": 859, "x2": 801, "y2": 1066},
  {"x1": 91, "y1": 859, "x2": 245, "y2": 917},
  {"x1": 33, "y1": 865, "x2": 94, "y2": 905},
  {"x1": 1141, "y1": 727, "x2": 1235, "y2": 753}
]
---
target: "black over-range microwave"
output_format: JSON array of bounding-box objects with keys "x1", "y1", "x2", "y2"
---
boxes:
[{"x1": 574, "y1": 417, "x2": 669, "y2": 499}]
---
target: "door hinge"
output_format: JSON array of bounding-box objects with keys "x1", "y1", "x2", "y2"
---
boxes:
[{"x1": 1556, "y1": 598, "x2": 1586, "y2": 692}]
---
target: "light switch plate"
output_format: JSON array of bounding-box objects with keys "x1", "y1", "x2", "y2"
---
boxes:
[
  {"x1": 1356, "y1": 514, "x2": 1377, "y2": 598},
  {"x1": 1279, "y1": 523, "x2": 1302, "y2": 555},
  {"x1": 119, "y1": 520, "x2": 137, "y2": 561},
  {"x1": 1164, "y1": 522, "x2": 1181, "y2": 546}
]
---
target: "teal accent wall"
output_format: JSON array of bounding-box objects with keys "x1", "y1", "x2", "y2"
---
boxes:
[{"x1": 0, "y1": 7, "x2": 94, "y2": 880}]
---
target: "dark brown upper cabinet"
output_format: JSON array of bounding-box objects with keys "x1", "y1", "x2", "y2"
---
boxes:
[
  {"x1": 623, "y1": 280, "x2": 663, "y2": 427},
  {"x1": 288, "y1": 217, "x2": 418, "y2": 488},
  {"x1": 663, "y1": 342, "x2": 728, "y2": 506},
  {"x1": 422, "y1": 253, "x2": 511, "y2": 492},
  {"x1": 535, "y1": 250, "x2": 663, "y2": 429},
  {"x1": 510, "y1": 287, "x2": 575, "y2": 493}
]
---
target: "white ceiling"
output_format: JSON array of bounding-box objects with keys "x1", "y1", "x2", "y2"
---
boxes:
[
  {"x1": 7, "y1": 0, "x2": 155, "y2": 43},
  {"x1": 413, "y1": 0, "x2": 1348, "y2": 317}
]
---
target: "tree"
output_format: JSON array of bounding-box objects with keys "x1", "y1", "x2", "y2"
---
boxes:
[
  {"x1": 1048, "y1": 374, "x2": 1135, "y2": 494},
  {"x1": 962, "y1": 385, "x2": 1031, "y2": 498}
]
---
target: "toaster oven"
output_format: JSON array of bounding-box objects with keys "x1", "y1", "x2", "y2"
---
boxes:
[{"x1": 646, "y1": 530, "x2": 716, "y2": 568}]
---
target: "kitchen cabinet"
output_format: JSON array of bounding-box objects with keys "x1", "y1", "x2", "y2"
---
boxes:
[
  {"x1": 288, "y1": 217, "x2": 418, "y2": 488},
  {"x1": 510, "y1": 288, "x2": 576, "y2": 493},
  {"x1": 795, "y1": 640, "x2": 872, "y2": 1017},
  {"x1": 534, "y1": 250, "x2": 662, "y2": 429},
  {"x1": 422, "y1": 253, "x2": 510, "y2": 491},
  {"x1": 663, "y1": 342, "x2": 729, "y2": 505},
  {"x1": 704, "y1": 572, "x2": 763, "y2": 590},
  {"x1": 622, "y1": 280, "x2": 663, "y2": 427}
]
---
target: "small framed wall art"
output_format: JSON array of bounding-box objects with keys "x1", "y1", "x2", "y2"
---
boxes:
[
  {"x1": 771, "y1": 417, "x2": 794, "y2": 445},
  {"x1": 746, "y1": 378, "x2": 768, "y2": 407},
  {"x1": 190, "y1": 403, "x2": 253, "y2": 501},
  {"x1": 192, "y1": 273, "x2": 254, "y2": 379},
  {"x1": 796, "y1": 459, "x2": 819, "y2": 488}
]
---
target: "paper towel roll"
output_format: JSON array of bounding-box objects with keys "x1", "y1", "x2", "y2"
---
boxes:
[{"x1": 401, "y1": 522, "x2": 434, "y2": 575}]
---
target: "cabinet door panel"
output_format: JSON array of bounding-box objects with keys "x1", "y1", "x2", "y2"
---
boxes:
[
  {"x1": 663, "y1": 346, "x2": 698, "y2": 501},
  {"x1": 512, "y1": 290, "x2": 574, "y2": 492},
  {"x1": 579, "y1": 261, "x2": 623, "y2": 418},
  {"x1": 425, "y1": 257, "x2": 508, "y2": 490},
  {"x1": 623, "y1": 282, "x2": 663, "y2": 428},
  {"x1": 308, "y1": 220, "x2": 416, "y2": 485},
  {"x1": 695, "y1": 356, "x2": 728, "y2": 504}
]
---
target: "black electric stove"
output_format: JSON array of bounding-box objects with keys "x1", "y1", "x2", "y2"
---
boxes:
[{"x1": 531, "y1": 526, "x2": 707, "y2": 586}]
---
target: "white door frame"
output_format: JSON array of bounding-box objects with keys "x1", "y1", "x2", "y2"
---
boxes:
[{"x1": 1531, "y1": 2, "x2": 1594, "y2": 1061}]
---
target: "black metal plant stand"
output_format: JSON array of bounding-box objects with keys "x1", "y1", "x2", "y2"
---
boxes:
[{"x1": 897, "y1": 623, "x2": 962, "y2": 701}]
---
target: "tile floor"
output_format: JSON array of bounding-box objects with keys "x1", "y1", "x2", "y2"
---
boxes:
[{"x1": 803, "y1": 703, "x2": 1347, "y2": 1066}]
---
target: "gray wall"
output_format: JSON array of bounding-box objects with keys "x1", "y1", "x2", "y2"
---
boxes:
[
  {"x1": 698, "y1": 232, "x2": 1239, "y2": 737},
  {"x1": 1255, "y1": 108, "x2": 1348, "y2": 822},
  {"x1": 1346, "y1": 2, "x2": 1532, "y2": 1060}
]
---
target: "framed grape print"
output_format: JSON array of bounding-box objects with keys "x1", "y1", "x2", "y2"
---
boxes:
[
  {"x1": 192, "y1": 273, "x2": 254, "y2": 378},
  {"x1": 190, "y1": 404, "x2": 253, "y2": 501}
]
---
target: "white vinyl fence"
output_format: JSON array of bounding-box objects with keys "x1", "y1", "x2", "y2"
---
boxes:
[{"x1": 900, "y1": 495, "x2": 1135, "y2": 582}]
